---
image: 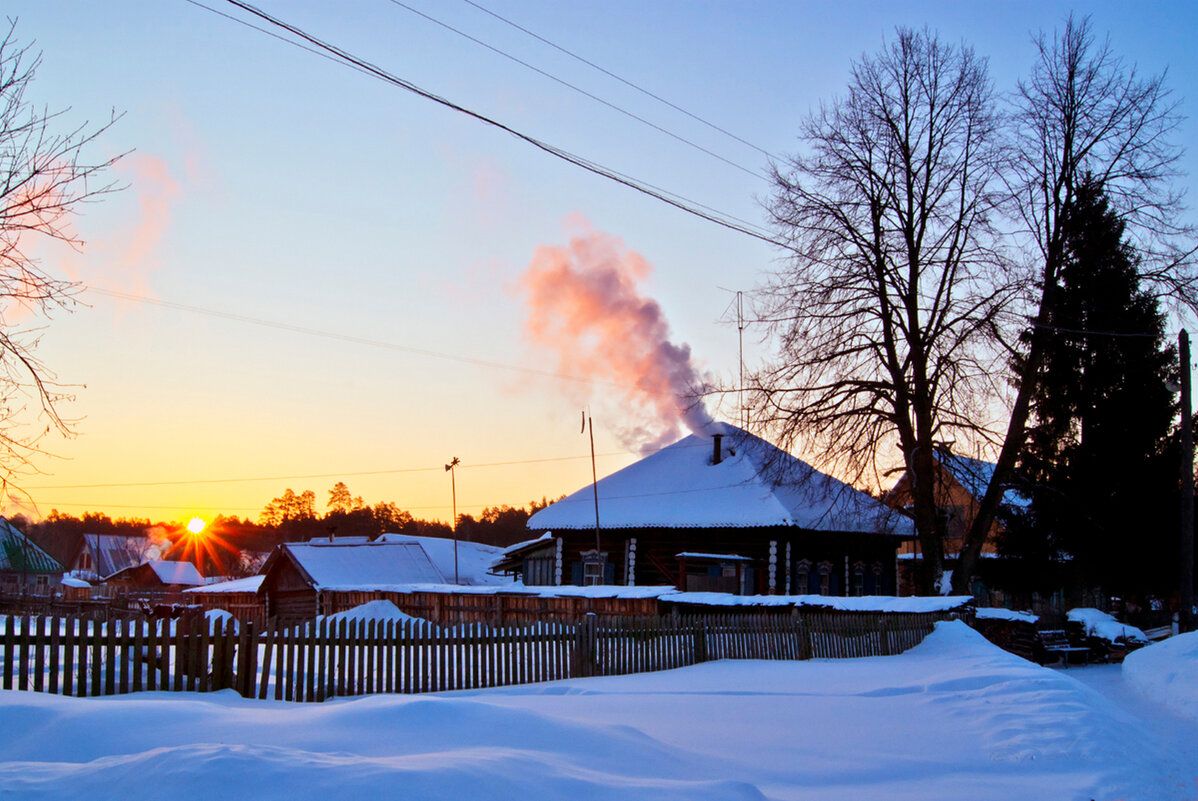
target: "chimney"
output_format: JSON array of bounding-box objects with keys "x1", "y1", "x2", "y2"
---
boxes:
[{"x1": 713, "y1": 433, "x2": 724, "y2": 465}]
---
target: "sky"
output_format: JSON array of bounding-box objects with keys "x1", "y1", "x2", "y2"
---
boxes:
[{"x1": 1, "y1": 0, "x2": 1196, "y2": 525}]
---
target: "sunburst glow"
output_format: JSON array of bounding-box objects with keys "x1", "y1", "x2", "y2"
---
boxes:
[{"x1": 186, "y1": 517, "x2": 206, "y2": 534}]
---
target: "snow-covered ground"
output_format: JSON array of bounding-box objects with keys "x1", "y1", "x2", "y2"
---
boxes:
[{"x1": 0, "y1": 621, "x2": 1189, "y2": 801}]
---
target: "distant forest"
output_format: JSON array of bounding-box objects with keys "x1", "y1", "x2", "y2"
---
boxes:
[{"x1": 16, "y1": 482, "x2": 558, "y2": 578}]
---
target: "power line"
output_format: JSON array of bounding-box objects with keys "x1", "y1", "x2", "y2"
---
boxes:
[
  {"x1": 386, "y1": 0, "x2": 769, "y2": 182},
  {"x1": 88, "y1": 286, "x2": 637, "y2": 389},
  {"x1": 1031, "y1": 322, "x2": 1157, "y2": 338},
  {"x1": 459, "y1": 0, "x2": 785, "y2": 163},
  {"x1": 25, "y1": 451, "x2": 634, "y2": 490},
  {"x1": 187, "y1": 0, "x2": 785, "y2": 248}
]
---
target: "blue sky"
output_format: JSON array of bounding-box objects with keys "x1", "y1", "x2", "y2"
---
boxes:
[{"x1": 3, "y1": 0, "x2": 1196, "y2": 522}]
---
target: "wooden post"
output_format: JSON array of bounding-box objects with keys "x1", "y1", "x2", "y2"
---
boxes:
[
  {"x1": 48, "y1": 616, "x2": 60, "y2": 695},
  {"x1": 572, "y1": 614, "x2": 595, "y2": 679},
  {"x1": 258, "y1": 618, "x2": 276, "y2": 700}
]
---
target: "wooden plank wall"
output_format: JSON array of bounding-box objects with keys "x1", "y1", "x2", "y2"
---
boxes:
[{"x1": 0, "y1": 609, "x2": 958, "y2": 702}]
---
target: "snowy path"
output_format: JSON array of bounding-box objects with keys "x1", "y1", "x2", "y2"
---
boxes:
[
  {"x1": 0, "y1": 622, "x2": 1183, "y2": 801},
  {"x1": 1067, "y1": 663, "x2": 1198, "y2": 800}
]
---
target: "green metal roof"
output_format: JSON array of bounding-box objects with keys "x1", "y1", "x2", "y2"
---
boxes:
[{"x1": 0, "y1": 517, "x2": 64, "y2": 574}]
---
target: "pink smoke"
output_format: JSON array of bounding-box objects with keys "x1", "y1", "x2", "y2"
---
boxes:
[
  {"x1": 521, "y1": 222, "x2": 713, "y2": 454},
  {"x1": 59, "y1": 153, "x2": 179, "y2": 298}
]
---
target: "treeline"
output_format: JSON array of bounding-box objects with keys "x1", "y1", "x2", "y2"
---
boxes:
[
  {"x1": 18, "y1": 483, "x2": 557, "y2": 579},
  {"x1": 258, "y1": 482, "x2": 556, "y2": 548}
]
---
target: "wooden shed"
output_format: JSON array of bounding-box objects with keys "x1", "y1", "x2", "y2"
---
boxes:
[{"x1": 258, "y1": 539, "x2": 446, "y2": 621}]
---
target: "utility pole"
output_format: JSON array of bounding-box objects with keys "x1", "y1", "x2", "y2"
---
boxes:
[
  {"x1": 446, "y1": 457, "x2": 460, "y2": 585},
  {"x1": 1180, "y1": 330, "x2": 1194, "y2": 632},
  {"x1": 737, "y1": 290, "x2": 746, "y2": 429},
  {"x1": 583, "y1": 412, "x2": 600, "y2": 555}
]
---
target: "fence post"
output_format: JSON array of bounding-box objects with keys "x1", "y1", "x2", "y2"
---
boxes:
[{"x1": 571, "y1": 614, "x2": 596, "y2": 679}]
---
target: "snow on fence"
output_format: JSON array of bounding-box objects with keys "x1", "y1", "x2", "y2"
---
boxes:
[{"x1": 0, "y1": 609, "x2": 959, "y2": 701}]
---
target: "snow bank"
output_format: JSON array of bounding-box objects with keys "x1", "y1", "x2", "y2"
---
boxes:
[
  {"x1": 1123, "y1": 631, "x2": 1198, "y2": 722},
  {"x1": 1067, "y1": 608, "x2": 1148, "y2": 643},
  {"x1": 975, "y1": 608, "x2": 1038, "y2": 623},
  {"x1": 0, "y1": 619, "x2": 1180, "y2": 801},
  {"x1": 325, "y1": 600, "x2": 420, "y2": 624},
  {"x1": 60, "y1": 575, "x2": 90, "y2": 589}
]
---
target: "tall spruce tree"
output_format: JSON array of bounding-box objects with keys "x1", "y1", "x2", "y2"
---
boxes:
[{"x1": 1009, "y1": 180, "x2": 1178, "y2": 596}]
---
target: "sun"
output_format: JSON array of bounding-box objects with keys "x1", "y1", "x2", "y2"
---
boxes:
[{"x1": 186, "y1": 517, "x2": 207, "y2": 535}]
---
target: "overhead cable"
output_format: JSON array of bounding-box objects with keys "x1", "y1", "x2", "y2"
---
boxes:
[
  {"x1": 187, "y1": 0, "x2": 787, "y2": 249},
  {"x1": 459, "y1": 0, "x2": 786, "y2": 163}
]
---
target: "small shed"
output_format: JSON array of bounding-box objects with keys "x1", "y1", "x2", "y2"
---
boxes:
[
  {"x1": 258, "y1": 540, "x2": 446, "y2": 620},
  {"x1": 106, "y1": 560, "x2": 206, "y2": 591},
  {"x1": 184, "y1": 575, "x2": 266, "y2": 627}
]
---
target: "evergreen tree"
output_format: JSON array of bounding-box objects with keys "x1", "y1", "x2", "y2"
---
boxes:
[{"x1": 1010, "y1": 180, "x2": 1178, "y2": 595}]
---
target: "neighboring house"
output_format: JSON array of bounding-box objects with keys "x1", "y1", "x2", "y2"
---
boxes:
[
  {"x1": 105, "y1": 560, "x2": 206, "y2": 591},
  {"x1": 882, "y1": 449, "x2": 1048, "y2": 602},
  {"x1": 508, "y1": 423, "x2": 914, "y2": 596},
  {"x1": 69, "y1": 533, "x2": 147, "y2": 581},
  {"x1": 883, "y1": 449, "x2": 1030, "y2": 559},
  {"x1": 0, "y1": 517, "x2": 65, "y2": 595},
  {"x1": 258, "y1": 540, "x2": 447, "y2": 620}
]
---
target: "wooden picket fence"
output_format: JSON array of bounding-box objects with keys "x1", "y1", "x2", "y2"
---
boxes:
[{"x1": 0, "y1": 610, "x2": 958, "y2": 702}]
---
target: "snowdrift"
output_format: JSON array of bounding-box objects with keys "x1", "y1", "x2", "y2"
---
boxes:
[{"x1": 0, "y1": 621, "x2": 1182, "y2": 800}]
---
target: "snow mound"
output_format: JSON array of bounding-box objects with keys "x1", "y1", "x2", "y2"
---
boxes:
[
  {"x1": 0, "y1": 692, "x2": 763, "y2": 801},
  {"x1": 1067, "y1": 608, "x2": 1148, "y2": 643},
  {"x1": 204, "y1": 609, "x2": 239, "y2": 632},
  {"x1": 0, "y1": 619, "x2": 1182, "y2": 801},
  {"x1": 1123, "y1": 631, "x2": 1198, "y2": 722},
  {"x1": 326, "y1": 600, "x2": 420, "y2": 624}
]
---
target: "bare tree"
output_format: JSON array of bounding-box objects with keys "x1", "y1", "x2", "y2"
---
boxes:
[
  {"x1": 953, "y1": 15, "x2": 1196, "y2": 592},
  {"x1": 755, "y1": 28, "x2": 1007, "y2": 590},
  {"x1": 0, "y1": 22, "x2": 121, "y2": 493}
]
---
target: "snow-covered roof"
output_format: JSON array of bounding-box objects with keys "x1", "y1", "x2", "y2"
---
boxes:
[
  {"x1": 147, "y1": 560, "x2": 205, "y2": 586},
  {"x1": 528, "y1": 423, "x2": 913, "y2": 536},
  {"x1": 279, "y1": 541, "x2": 445, "y2": 590},
  {"x1": 936, "y1": 452, "x2": 1031, "y2": 510},
  {"x1": 375, "y1": 534, "x2": 514, "y2": 587},
  {"x1": 183, "y1": 575, "x2": 264, "y2": 594},
  {"x1": 676, "y1": 552, "x2": 752, "y2": 562},
  {"x1": 975, "y1": 607, "x2": 1039, "y2": 623}
]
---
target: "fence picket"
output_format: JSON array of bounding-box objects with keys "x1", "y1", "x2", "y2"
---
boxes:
[
  {"x1": 0, "y1": 607, "x2": 960, "y2": 702},
  {"x1": 46, "y1": 616, "x2": 60, "y2": 694}
]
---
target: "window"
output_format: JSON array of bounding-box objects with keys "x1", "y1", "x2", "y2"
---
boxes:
[
  {"x1": 795, "y1": 559, "x2": 811, "y2": 594},
  {"x1": 817, "y1": 561, "x2": 832, "y2": 595},
  {"x1": 852, "y1": 562, "x2": 866, "y2": 597},
  {"x1": 580, "y1": 550, "x2": 607, "y2": 586}
]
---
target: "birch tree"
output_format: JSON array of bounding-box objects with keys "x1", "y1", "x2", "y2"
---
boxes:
[{"x1": 0, "y1": 22, "x2": 121, "y2": 490}]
